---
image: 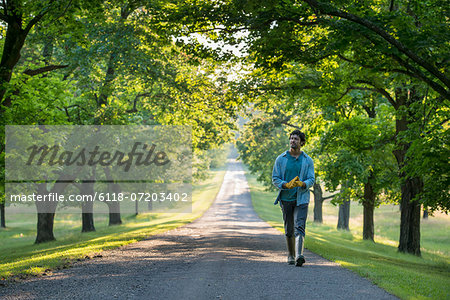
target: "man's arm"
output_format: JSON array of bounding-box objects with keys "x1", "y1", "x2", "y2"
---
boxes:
[
  {"x1": 272, "y1": 157, "x2": 287, "y2": 190},
  {"x1": 302, "y1": 158, "x2": 315, "y2": 189}
]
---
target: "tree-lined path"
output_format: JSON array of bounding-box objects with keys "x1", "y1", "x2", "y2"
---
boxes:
[{"x1": 0, "y1": 158, "x2": 396, "y2": 300}]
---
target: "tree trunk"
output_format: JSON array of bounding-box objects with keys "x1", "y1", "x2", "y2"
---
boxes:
[
  {"x1": 96, "y1": 6, "x2": 133, "y2": 109},
  {"x1": 97, "y1": 52, "x2": 117, "y2": 107},
  {"x1": 35, "y1": 212, "x2": 56, "y2": 243},
  {"x1": 109, "y1": 212, "x2": 122, "y2": 225},
  {"x1": 42, "y1": 36, "x2": 54, "y2": 65},
  {"x1": 363, "y1": 174, "x2": 376, "y2": 241},
  {"x1": 337, "y1": 200, "x2": 350, "y2": 230},
  {"x1": 392, "y1": 87, "x2": 422, "y2": 256},
  {"x1": 398, "y1": 177, "x2": 422, "y2": 256},
  {"x1": 135, "y1": 200, "x2": 139, "y2": 216},
  {"x1": 1, "y1": 202, "x2": 6, "y2": 228},
  {"x1": 104, "y1": 168, "x2": 122, "y2": 225},
  {"x1": 107, "y1": 200, "x2": 122, "y2": 226},
  {"x1": 423, "y1": 207, "x2": 428, "y2": 219},
  {"x1": 147, "y1": 200, "x2": 152, "y2": 211},
  {"x1": 35, "y1": 183, "x2": 59, "y2": 243},
  {"x1": 0, "y1": 15, "x2": 27, "y2": 104},
  {"x1": 313, "y1": 183, "x2": 323, "y2": 223},
  {"x1": 81, "y1": 202, "x2": 96, "y2": 232},
  {"x1": 80, "y1": 178, "x2": 96, "y2": 233}
]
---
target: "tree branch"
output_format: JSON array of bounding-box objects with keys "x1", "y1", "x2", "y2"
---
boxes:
[
  {"x1": 65, "y1": 104, "x2": 90, "y2": 113},
  {"x1": 63, "y1": 106, "x2": 71, "y2": 122},
  {"x1": 337, "y1": 53, "x2": 414, "y2": 76},
  {"x1": 336, "y1": 53, "x2": 355, "y2": 64},
  {"x1": 23, "y1": 65, "x2": 69, "y2": 76},
  {"x1": 301, "y1": 0, "x2": 450, "y2": 90},
  {"x1": 389, "y1": 0, "x2": 395, "y2": 12},
  {"x1": 334, "y1": 87, "x2": 353, "y2": 102},
  {"x1": 353, "y1": 31, "x2": 450, "y2": 100},
  {"x1": 126, "y1": 92, "x2": 153, "y2": 113},
  {"x1": 24, "y1": 11, "x2": 47, "y2": 35},
  {"x1": 323, "y1": 194, "x2": 337, "y2": 200},
  {"x1": 335, "y1": 85, "x2": 391, "y2": 109},
  {"x1": 24, "y1": 0, "x2": 75, "y2": 35},
  {"x1": 355, "y1": 80, "x2": 397, "y2": 107},
  {"x1": 45, "y1": 0, "x2": 74, "y2": 28},
  {"x1": 336, "y1": 84, "x2": 399, "y2": 114},
  {"x1": 189, "y1": 26, "x2": 250, "y2": 34},
  {"x1": 277, "y1": 17, "x2": 319, "y2": 26},
  {"x1": 281, "y1": 121, "x2": 302, "y2": 129},
  {"x1": 189, "y1": 17, "x2": 318, "y2": 36},
  {"x1": 387, "y1": 53, "x2": 450, "y2": 100},
  {"x1": 362, "y1": 104, "x2": 376, "y2": 118},
  {"x1": 259, "y1": 85, "x2": 321, "y2": 92},
  {"x1": 64, "y1": 104, "x2": 86, "y2": 123}
]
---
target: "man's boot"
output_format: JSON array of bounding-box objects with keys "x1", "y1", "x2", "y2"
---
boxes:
[
  {"x1": 286, "y1": 236, "x2": 295, "y2": 265},
  {"x1": 295, "y1": 235, "x2": 305, "y2": 267}
]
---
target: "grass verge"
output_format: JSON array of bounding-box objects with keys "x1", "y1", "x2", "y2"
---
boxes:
[
  {"x1": 246, "y1": 171, "x2": 450, "y2": 300},
  {"x1": 0, "y1": 167, "x2": 227, "y2": 280}
]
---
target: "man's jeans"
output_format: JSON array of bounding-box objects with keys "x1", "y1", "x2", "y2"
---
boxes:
[{"x1": 280, "y1": 201, "x2": 308, "y2": 237}]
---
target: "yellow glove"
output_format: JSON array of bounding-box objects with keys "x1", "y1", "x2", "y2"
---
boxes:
[
  {"x1": 285, "y1": 176, "x2": 299, "y2": 189},
  {"x1": 285, "y1": 176, "x2": 306, "y2": 189},
  {"x1": 293, "y1": 179, "x2": 306, "y2": 188}
]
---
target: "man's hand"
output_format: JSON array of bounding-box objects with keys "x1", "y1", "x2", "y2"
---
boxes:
[
  {"x1": 293, "y1": 179, "x2": 306, "y2": 188},
  {"x1": 285, "y1": 176, "x2": 299, "y2": 189},
  {"x1": 285, "y1": 176, "x2": 306, "y2": 189},
  {"x1": 285, "y1": 176, "x2": 304, "y2": 189}
]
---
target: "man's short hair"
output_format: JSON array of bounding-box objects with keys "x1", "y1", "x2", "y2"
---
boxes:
[{"x1": 289, "y1": 129, "x2": 306, "y2": 142}]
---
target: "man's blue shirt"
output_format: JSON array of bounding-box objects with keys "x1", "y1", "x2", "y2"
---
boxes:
[{"x1": 279, "y1": 152, "x2": 303, "y2": 202}]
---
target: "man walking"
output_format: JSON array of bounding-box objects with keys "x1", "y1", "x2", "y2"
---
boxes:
[{"x1": 272, "y1": 130, "x2": 315, "y2": 266}]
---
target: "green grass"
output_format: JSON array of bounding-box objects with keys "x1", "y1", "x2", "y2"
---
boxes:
[
  {"x1": 0, "y1": 167, "x2": 227, "y2": 280},
  {"x1": 246, "y1": 172, "x2": 450, "y2": 300}
]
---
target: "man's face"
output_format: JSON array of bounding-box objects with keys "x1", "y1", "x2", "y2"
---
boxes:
[{"x1": 289, "y1": 134, "x2": 302, "y2": 149}]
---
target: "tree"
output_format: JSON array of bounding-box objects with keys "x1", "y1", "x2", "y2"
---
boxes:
[
  {"x1": 2, "y1": 70, "x2": 74, "y2": 243},
  {"x1": 0, "y1": 0, "x2": 101, "y2": 104},
  {"x1": 0, "y1": 0, "x2": 102, "y2": 242},
  {"x1": 319, "y1": 113, "x2": 398, "y2": 240}
]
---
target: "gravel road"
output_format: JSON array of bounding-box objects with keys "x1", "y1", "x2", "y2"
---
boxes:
[{"x1": 0, "y1": 159, "x2": 397, "y2": 300}]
